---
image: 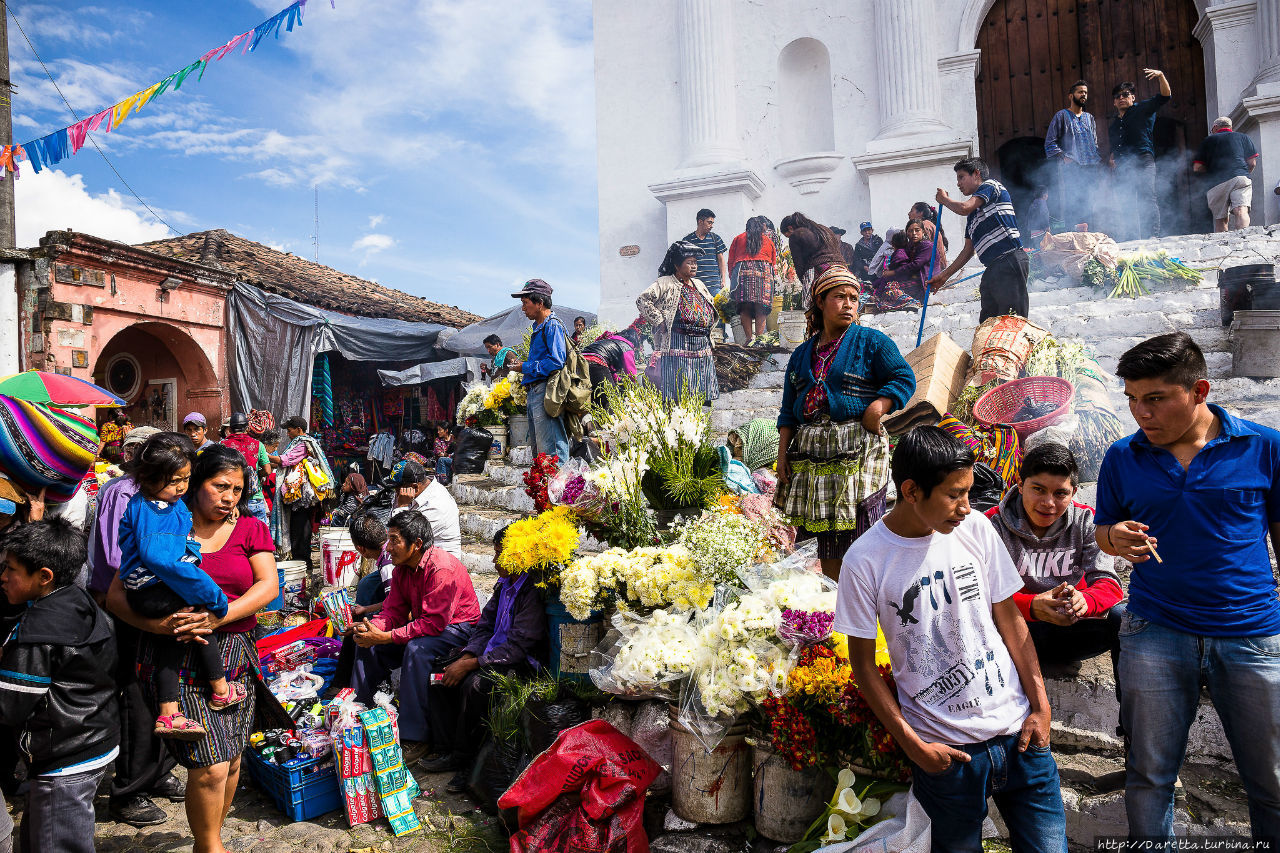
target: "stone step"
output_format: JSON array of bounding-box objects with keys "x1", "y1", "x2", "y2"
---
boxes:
[
  {"x1": 459, "y1": 507, "x2": 524, "y2": 542},
  {"x1": 451, "y1": 475, "x2": 536, "y2": 514}
]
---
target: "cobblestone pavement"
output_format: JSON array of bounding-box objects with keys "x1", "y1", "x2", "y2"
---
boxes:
[{"x1": 8, "y1": 766, "x2": 507, "y2": 853}]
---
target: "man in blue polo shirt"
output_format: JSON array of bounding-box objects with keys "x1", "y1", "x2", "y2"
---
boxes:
[
  {"x1": 503, "y1": 279, "x2": 569, "y2": 464},
  {"x1": 1093, "y1": 331, "x2": 1280, "y2": 845},
  {"x1": 1108, "y1": 69, "x2": 1171, "y2": 240},
  {"x1": 929, "y1": 157, "x2": 1029, "y2": 322},
  {"x1": 683, "y1": 208, "x2": 728, "y2": 299}
]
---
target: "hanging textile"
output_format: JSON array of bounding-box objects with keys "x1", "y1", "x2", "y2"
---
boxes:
[{"x1": 312, "y1": 352, "x2": 334, "y2": 428}]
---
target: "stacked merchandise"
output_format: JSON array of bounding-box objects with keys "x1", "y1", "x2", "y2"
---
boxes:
[{"x1": 326, "y1": 688, "x2": 421, "y2": 836}]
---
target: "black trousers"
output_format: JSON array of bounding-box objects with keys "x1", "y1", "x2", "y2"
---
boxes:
[
  {"x1": 289, "y1": 506, "x2": 314, "y2": 571},
  {"x1": 127, "y1": 583, "x2": 226, "y2": 704},
  {"x1": 979, "y1": 249, "x2": 1030, "y2": 322},
  {"x1": 1057, "y1": 160, "x2": 1097, "y2": 230},
  {"x1": 109, "y1": 617, "x2": 176, "y2": 802},
  {"x1": 430, "y1": 664, "x2": 531, "y2": 761},
  {"x1": 1028, "y1": 607, "x2": 1123, "y2": 737}
]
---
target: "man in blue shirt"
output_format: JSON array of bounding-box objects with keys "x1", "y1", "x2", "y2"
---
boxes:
[
  {"x1": 1044, "y1": 80, "x2": 1101, "y2": 231},
  {"x1": 929, "y1": 157, "x2": 1029, "y2": 321},
  {"x1": 504, "y1": 279, "x2": 569, "y2": 464},
  {"x1": 1093, "y1": 331, "x2": 1280, "y2": 845},
  {"x1": 1107, "y1": 69, "x2": 1171, "y2": 240},
  {"x1": 683, "y1": 208, "x2": 728, "y2": 298}
]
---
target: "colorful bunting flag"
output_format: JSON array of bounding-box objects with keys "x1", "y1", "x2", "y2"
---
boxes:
[{"x1": 9, "y1": 0, "x2": 333, "y2": 176}]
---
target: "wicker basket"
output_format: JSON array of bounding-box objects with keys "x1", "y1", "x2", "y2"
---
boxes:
[{"x1": 973, "y1": 376, "x2": 1074, "y2": 438}]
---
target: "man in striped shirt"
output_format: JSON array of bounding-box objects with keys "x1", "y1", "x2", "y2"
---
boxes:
[{"x1": 928, "y1": 157, "x2": 1030, "y2": 322}]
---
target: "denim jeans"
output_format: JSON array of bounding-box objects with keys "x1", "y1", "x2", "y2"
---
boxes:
[
  {"x1": 352, "y1": 622, "x2": 474, "y2": 743},
  {"x1": 20, "y1": 767, "x2": 107, "y2": 853},
  {"x1": 245, "y1": 495, "x2": 270, "y2": 527},
  {"x1": 909, "y1": 733, "x2": 1067, "y2": 853},
  {"x1": 1119, "y1": 611, "x2": 1280, "y2": 843},
  {"x1": 1115, "y1": 153, "x2": 1161, "y2": 240},
  {"x1": 525, "y1": 381, "x2": 569, "y2": 464},
  {"x1": 435, "y1": 456, "x2": 452, "y2": 483}
]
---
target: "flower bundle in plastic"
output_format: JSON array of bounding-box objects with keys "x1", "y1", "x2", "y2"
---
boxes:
[
  {"x1": 778, "y1": 608, "x2": 835, "y2": 649},
  {"x1": 676, "y1": 508, "x2": 771, "y2": 584},
  {"x1": 522, "y1": 453, "x2": 559, "y2": 513},
  {"x1": 590, "y1": 608, "x2": 700, "y2": 699},
  {"x1": 496, "y1": 506, "x2": 580, "y2": 579},
  {"x1": 559, "y1": 544, "x2": 715, "y2": 621}
]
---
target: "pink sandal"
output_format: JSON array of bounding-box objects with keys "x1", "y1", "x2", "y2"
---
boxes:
[
  {"x1": 208, "y1": 682, "x2": 248, "y2": 712},
  {"x1": 155, "y1": 714, "x2": 206, "y2": 741}
]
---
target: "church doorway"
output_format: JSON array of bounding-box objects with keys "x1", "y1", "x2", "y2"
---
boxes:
[{"x1": 974, "y1": 0, "x2": 1211, "y2": 237}]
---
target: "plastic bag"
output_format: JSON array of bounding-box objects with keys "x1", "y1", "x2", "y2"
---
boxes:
[
  {"x1": 717, "y1": 445, "x2": 761, "y2": 495},
  {"x1": 968, "y1": 462, "x2": 1004, "y2": 513},
  {"x1": 453, "y1": 427, "x2": 493, "y2": 475},
  {"x1": 547, "y1": 458, "x2": 590, "y2": 505},
  {"x1": 522, "y1": 698, "x2": 591, "y2": 757},
  {"x1": 1023, "y1": 413, "x2": 1080, "y2": 454},
  {"x1": 470, "y1": 736, "x2": 528, "y2": 817},
  {"x1": 590, "y1": 608, "x2": 699, "y2": 700},
  {"x1": 498, "y1": 720, "x2": 661, "y2": 853}
]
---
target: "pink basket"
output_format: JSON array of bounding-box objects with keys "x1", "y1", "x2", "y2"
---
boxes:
[{"x1": 972, "y1": 376, "x2": 1075, "y2": 439}]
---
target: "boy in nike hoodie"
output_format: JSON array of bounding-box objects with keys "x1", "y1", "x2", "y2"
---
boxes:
[
  {"x1": 985, "y1": 443, "x2": 1124, "y2": 669},
  {"x1": 0, "y1": 519, "x2": 118, "y2": 853}
]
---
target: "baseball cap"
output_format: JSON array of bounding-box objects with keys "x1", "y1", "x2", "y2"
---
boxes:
[
  {"x1": 831, "y1": 226, "x2": 847, "y2": 236},
  {"x1": 392, "y1": 459, "x2": 430, "y2": 486},
  {"x1": 511, "y1": 278, "x2": 553, "y2": 299},
  {"x1": 182, "y1": 412, "x2": 206, "y2": 427},
  {"x1": 859, "y1": 221, "x2": 873, "y2": 231},
  {"x1": 122, "y1": 426, "x2": 161, "y2": 448}
]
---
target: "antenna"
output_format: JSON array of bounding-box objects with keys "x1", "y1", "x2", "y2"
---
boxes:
[{"x1": 312, "y1": 184, "x2": 319, "y2": 262}]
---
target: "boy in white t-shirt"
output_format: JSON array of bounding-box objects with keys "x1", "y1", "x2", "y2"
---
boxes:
[{"x1": 834, "y1": 426, "x2": 1067, "y2": 853}]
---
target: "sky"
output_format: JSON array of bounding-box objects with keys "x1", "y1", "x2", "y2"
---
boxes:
[{"x1": 8, "y1": 0, "x2": 600, "y2": 317}]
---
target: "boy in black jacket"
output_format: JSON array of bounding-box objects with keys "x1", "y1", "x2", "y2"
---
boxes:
[{"x1": 0, "y1": 519, "x2": 118, "y2": 853}]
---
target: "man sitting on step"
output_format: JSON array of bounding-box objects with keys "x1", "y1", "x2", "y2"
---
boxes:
[
  {"x1": 351, "y1": 510, "x2": 480, "y2": 765},
  {"x1": 421, "y1": 524, "x2": 548, "y2": 792},
  {"x1": 390, "y1": 459, "x2": 462, "y2": 559},
  {"x1": 985, "y1": 442, "x2": 1125, "y2": 674}
]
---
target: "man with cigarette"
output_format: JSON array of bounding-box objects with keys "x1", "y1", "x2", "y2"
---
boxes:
[{"x1": 1093, "y1": 331, "x2": 1280, "y2": 845}]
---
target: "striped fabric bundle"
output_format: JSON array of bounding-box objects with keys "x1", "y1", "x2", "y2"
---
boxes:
[{"x1": 0, "y1": 396, "x2": 96, "y2": 502}]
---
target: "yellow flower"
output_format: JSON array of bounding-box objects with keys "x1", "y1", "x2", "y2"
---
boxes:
[{"x1": 497, "y1": 507, "x2": 580, "y2": 575}]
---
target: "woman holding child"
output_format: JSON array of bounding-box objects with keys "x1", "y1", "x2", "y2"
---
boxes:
[
  {"x1": 108, "y1": 441, "x2": 279, "y2": 853},
  {"x1": 775, "y1": 222, "x2": 917, "y2": 580}
]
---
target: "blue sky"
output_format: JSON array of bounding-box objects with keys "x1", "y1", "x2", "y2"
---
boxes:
[{"x1": 9, "y1": 0, "x2": 600, "y2": 317}]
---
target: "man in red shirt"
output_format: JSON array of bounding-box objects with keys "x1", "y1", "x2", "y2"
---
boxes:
[{"x1": 351, "y1": 509, "x2": 480, "y2": 764}]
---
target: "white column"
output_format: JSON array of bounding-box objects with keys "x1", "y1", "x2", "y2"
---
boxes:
[
  {"x1": 1254, "y1": 0, "x2": 1280, "y2": 87},
  {"x1": 873, "y1": 0, "x2": 947, "y2": 139},
  {"x1": 677, "y1": 0, "x2": 742, "y2": 168}
]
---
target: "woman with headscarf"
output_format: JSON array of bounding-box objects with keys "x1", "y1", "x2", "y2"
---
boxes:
[
  {"x1": 636, "y1": 241, "x2": 720, "y2": 402},
  {"x1": 333, "y1": 471, "x2": 369, "y2": 525},
  {"x1": 727, "y1": 216, "x2": 777, "y2": 345},
  {"x1": 775, "y1": 259, "x2": 916, "y2": 581}
]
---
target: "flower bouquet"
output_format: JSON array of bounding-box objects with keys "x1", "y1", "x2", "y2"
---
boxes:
[
  {"x1": 523, "y1": 453, "x2": 560, "y2": 513},
  {"x1": 789, "y1": 768, "x2": 908, "y2": 852},
  {"x1": 676, "y1": 508, "x2": 772, "y2": 583},
  {"x1": 560, "y1": 545, "x2": 715, "y2": 621},
  {"x1": 497, "y1": 506, "x2": 581, "y2": 585},
  {"x1": 590, "y1": 607, "x2": 700, "y2": 699}
]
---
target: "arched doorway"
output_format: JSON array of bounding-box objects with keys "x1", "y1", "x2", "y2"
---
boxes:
[
  {"x1": 92, "y1": 322, "x2": 222, "y2": 431},
  {"x1": 975, "y1": 0, "x2": 1211, "y2": 236}
]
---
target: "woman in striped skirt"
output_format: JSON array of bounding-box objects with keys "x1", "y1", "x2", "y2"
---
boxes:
[
  {"x1": 774, "y1": 224, "x2": 917, "y2": 580},
  {"x1": 637, "y1": 241, "x2": 720, "y2": 403},
  {"x1": 109, "y1": 445, "x2": 279, "y2": 853}
]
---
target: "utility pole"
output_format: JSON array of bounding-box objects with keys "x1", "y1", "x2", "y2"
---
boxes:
[
  {"x1": 312, "y1": 184, "x2": 319, "y2": 262},
  {"x1": 0, "y1": 1, "x2": 15, "y2": 249}
]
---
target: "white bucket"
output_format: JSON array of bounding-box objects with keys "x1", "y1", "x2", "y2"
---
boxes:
[
  {"x1": 277, "y1": 560, "x2": 310, "y2": 604},
  {"x1": 320, "y1": 530, "x2": 360, "y2": 587}
]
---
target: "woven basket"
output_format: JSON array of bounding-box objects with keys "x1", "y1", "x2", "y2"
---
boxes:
[{"x1": 973, "y1": 376, "x2": 1075, "y2": 438}]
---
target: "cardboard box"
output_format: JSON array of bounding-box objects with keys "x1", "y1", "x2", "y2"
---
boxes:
[{"x1": 884, "y1": 332, "x2": 971, "y2": 435}]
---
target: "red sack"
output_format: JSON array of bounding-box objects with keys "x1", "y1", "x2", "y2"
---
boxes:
[{"x1": 497, "y1": 720, "x2": 661, "y2": 853}]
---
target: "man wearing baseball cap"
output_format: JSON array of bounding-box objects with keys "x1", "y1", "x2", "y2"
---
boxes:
[
  {"x1": 852, "y1": 221, "x2": 883, "y2": 283},
  {"x1": 181, "y1": 413, "x2": 215, "y2": 453},
  {"x1": 503, "y1": 279, "x2": 570, "y2": 464}
]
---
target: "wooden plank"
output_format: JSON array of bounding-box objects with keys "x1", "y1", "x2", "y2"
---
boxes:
[
  {"x1": 1028, "y1": 0, "x2": 1055, "y2": 137},
  {"x1": 1007, "y1": 0, "x2": 1035, "y2": 137}
]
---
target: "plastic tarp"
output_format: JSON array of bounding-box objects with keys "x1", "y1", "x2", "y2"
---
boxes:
[
  {"x1": 443, "y1": 305, "x2": 598, "y2": 357},
  {"x1": 377, "y1": 357, "x2": 483, "y2": 387},
  {"x1": 228, "y1": 281, "x2": 448, "y2": 419}
]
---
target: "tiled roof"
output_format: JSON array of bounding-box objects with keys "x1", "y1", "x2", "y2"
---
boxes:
[{"x1": 137, "y1": 229, "x2": 480, "y2": 328}]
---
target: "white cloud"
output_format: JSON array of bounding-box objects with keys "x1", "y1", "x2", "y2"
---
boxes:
[
  {"x1": 367, "y1": 214, "x2": 384, "y2": 229},
  {"x1": 351, "y1": 233, "x2": 394, "y2": 254},
  {"x1": 14, "y1": 169, "x2": 174, "y2": 246}
]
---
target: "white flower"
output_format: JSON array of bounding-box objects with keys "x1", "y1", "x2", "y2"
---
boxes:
[{"x1": 823, "y1": 813, "x2": 848, "y2": 843}]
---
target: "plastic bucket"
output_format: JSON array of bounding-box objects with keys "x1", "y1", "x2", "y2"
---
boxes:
[
  {"x1": 751, "y1": 745, "x2": 836, "y2": 842},
  {"x1": 1230, "y1": 310, "x2": 1280, "y2": 378},
  {"x1": 278, "y1": 560, "x2": 309, "y2": 606},
  {"x1": 669, "y1": 710, "x2": 751, "y2": 824},
  {"x1": 544, "y1": 595, "x2": 603, "y2": 682},
  {"x1": 488, "y1": 425, "x2": 508, "y2": 461},
  {"x1": 267, "y1": 566, "x2": 286, "y2": 611},
  {"x1": 320, "y1": 530, "x2": 359, "y2": 587},
  {"x1": 508, "y1": 416, "x2": 532, "y2": 450}
]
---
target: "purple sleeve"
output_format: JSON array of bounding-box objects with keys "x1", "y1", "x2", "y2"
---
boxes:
[
  {"x1": 88, "y1": 482, "x2": 130, "y2": 594},
  {"x1": 464, "y1": 594, "x2": 500, "y2": 658},
  {"x1": 279, "y1": 443, "x2": 308, "y2": 467}
]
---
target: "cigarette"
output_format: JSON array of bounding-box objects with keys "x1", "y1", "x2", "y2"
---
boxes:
[{"x1": 1146, "y1": 541, "x2": 1163, "y2": 563}]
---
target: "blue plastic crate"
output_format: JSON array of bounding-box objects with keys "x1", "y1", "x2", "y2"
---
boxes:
[{"x1": 244, "y1": 748, "x2": 341, "y2": 821}]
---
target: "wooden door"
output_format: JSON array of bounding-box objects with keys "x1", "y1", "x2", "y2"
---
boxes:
[{"x1": 976, "y1": 0, "x2": 1209, "y2": 236}]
